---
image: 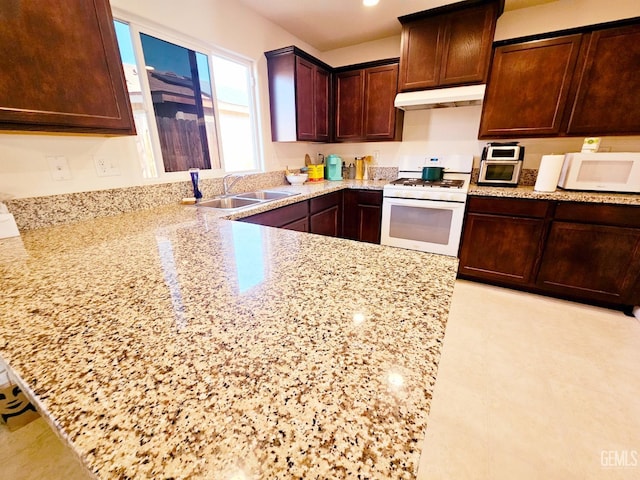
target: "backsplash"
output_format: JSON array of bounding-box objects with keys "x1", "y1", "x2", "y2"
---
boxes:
[
  {"x1": 471, "y1": 168, "x2": 537, "y2": 186},
  {"x1": 369, "y1": 166, "x2": 398, "y2": 180},
  {"x1": 6, "y1": 171, "x2": 287, "y2": 231},
  {"x1": 8, "y1": 166, "x2": 419, "y2": 231}
]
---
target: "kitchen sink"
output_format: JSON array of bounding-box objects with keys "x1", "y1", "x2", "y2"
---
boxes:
[
  {"x1": 197, "y1": 197, "x2": 262, "y2": 210},
  {"x1": 196, "y1": 190, "x2": 299, "y2": 211},
  {"x1": 234, "y1": 190, "x2": 299, "y2": 201}
]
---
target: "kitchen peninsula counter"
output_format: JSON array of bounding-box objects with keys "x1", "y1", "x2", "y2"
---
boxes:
[{"x1": 0, "y1": 194, "x2": 456, "y2": 479}]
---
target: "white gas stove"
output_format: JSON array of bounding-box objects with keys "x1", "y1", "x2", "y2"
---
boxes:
[
  {"x1": 381, "y1": 154, "x2": 473, "y2": 256},
  {"x1": 383, "y1": 154, "x2": 472, "y2": 201}
]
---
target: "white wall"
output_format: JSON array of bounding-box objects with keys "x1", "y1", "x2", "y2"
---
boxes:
[
  {"x1": 320, "y1": 36, "x2": 402, "y2": 67},
  {"x1": 1, "y1": 0, "x2": 640, "y2": 200},
  {"x1": 495, "y1": 0, "x2": 640, "y2": 41}
]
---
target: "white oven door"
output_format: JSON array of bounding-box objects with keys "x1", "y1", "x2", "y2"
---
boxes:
[{"x1": 381, "y1": 197, "x2": 466, "y2": 256}]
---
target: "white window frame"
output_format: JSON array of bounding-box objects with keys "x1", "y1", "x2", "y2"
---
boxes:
[{"x1": 112, "y1": 8, "x2": 262, "y2": 180}]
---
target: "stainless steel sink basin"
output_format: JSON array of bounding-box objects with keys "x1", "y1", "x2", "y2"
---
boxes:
[
  {"x1": 196, "y1": 190, "x2": 299, "y2": 211},
  {"x1": 197, "y1": 197, "x2": 261, "y2": 210},
  {"x1": 234, "y1": 190, "x2": 299, "y2": 201}
]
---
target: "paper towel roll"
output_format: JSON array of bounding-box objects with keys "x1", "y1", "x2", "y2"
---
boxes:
[{"x1": 534, "y1": 154, "x2": 565, "y2": 192}]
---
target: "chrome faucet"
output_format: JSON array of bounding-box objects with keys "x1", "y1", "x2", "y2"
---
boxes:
[{"x1": 222, "y1": 173, "x2": 244, "y2": 196}]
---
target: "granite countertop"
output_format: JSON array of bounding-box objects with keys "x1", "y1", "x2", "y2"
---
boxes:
[
  {"x1": 0, "y1": 182, "x2": 457, "y2": 480},
  {"x1": 469, "y1": 184, "x2": 640, "y2": 205}
]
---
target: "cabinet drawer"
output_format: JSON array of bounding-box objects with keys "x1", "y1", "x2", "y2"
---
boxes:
[
  {"x1": 554, "y1": 203, "x2": 640, "y2": 228},
  {"x1": 241, "y1": 201, "x2": 308, "y2": 227},
  {"x1": 467, "y1": 196, "x2": 550, "y2": 218},
  {"x1": 352, "y1": 189, "x2": 383, "y2": 206},
  {"x1": 309, "y1": 191, "x2": 342, "y2": 215}
]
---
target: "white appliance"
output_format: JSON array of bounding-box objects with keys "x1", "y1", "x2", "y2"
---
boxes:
[
  {"x1": 557, "y1": 152, "x2": 640, "y2": 193},
  {"x1": 394, "y1": 84, "x2": 486, "y2": 110},
  {"x1": 381, "y1": 154, "x2": 473, "y2": 256}
]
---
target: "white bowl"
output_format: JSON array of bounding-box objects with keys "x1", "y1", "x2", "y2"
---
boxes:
[{"x1": 286, "y1": 173, "x2": 308, "y2": 185}]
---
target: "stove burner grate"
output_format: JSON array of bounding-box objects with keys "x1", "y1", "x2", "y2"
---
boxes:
[{"x1": 389, "y1": 178, "x2": 465, "y2": 188}]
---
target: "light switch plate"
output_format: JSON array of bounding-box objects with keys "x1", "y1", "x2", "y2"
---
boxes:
[{"x1": 46, "y1": 156, "x2": 72, "y2": 181}]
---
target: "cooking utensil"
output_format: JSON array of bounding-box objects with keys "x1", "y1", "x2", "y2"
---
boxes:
[
  {"x1": 421, "y1": 167, "x2": 444, "y2": 181},
  {"x1": 304, "y1": 154, "x2": 312, "y2": 166}
]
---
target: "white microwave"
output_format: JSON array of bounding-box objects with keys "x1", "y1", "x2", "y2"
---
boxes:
[{"x1": 557, "y1": 152, "x2": 640, "y2": 193}]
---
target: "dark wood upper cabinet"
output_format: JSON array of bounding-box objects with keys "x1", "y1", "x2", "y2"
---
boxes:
[
  {"x1": 363, "y1": 64, "x2": 403, "y2": 141},
  {"x1": 398, "y1": 15, "x2": 443, "y2": 91},
  {"x1": 334, "y1": 70, "x2": 364, "y2": 141},
  {"x1": 479, "y1": 35, "x2": 583, "y2": 138},
  {"x1": 265, "y1": 47, "x2": 331, "y2": 142},
  {"x1": 480, "y1": 19, "x2": 640, "y2": 138},
  {"x1": 0, "y1": 0, "x2": 135, "y2": 135},
  {"x1": 566, "y1": 23, "x2": 640, "y2": 135},
  {"x1": 314, "y1": 67, "x2": 331, "y2": 141},
  {"x1": 335, "y1": 61, "x2": 403, "y2": 142},
  {"x1": 398, "y1": 0, "x2": 502, "y2": 92},
  {"x1": 266, "y1": 47, "x2": 402, "y2": 143}
]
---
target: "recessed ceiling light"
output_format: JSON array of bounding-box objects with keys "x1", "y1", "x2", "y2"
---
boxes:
[{"x1": 363, "y1": 0, "x2": 379, "y2": 6}]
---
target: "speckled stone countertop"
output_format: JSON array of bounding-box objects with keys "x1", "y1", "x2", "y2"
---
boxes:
[
  {"x1": 469, "y1": 184, "x2": 640, "y2": 205},
  {"x1": 0, "y1": 181, "x2": 457, "y2": 480}
]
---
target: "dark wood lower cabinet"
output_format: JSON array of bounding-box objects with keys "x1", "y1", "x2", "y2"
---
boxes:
[
  {"x1": 239, "y1": 190, "x2": 345, "y2": 238},
  {"x1": 309, "y1": 191, "x2": 342, "y2": 237},
  {"x1": 536, "y1": 203, "x2": 640, "y2": 305},
  {"x1": 459, "y1": 213, "x2": 545, "y2": 284},
  {"x1": 458, "y1": 197, "x2": 640, "y2": 310},
  {"x1": 239, "y1": 201, "x2": 308, "y2": 230},
  {"x1": 536, "y1": 222, "x2": 640, "y2": 304},
  {"x1": 239, "y1": 189, "x2": 382, "y2": 244},
  {"x1": 283, "y1": 217, "x2": 309, "y2": 232},
  {"x1": 343, "y1": 189, "x2": 383, "y2": 244}
]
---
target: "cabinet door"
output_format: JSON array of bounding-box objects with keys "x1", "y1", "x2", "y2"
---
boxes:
[
  {"x1": 0, "y1": 0, "x2": 134, "y2": 134},
  {"x1": 479, "y1": 35, "x2": 583, "y2": 138},
  {"x1": 309, "y1": 191, "x2": 342, "y2": 237},
  {"x1": 566, "y1": 24, "x2": 640, "y2": 135},
  {"x1": 314, "y1": 67, "x2": 331, "y2": 142},
  {"x1": 458, "y1": 213, "x2": 545, "y2": 284},
  {"x1": 439, "y1": 2, "x2": 496, "y2": 86},
  {"x1": 310, "y1": 206, "x2": 340, "y2": 237},
  {"x1": 295, "y1": 57, "x2": 316, "y2": 141},
  {"x1": 335, "y1": 70, "x2": 364, "y2": 141},
  {"x1": 398, "y1": 15, "x2": 443, "y2": 91},
  {"x1": 266, "y1": 52, "x2": 296, "y2": 142},
  {"x1": 363, "y1": 64, "x2": 401, "y2": 141},
  {"x1": 536, "y1": 222, "x2": 640, "y2": 304},
  {"x1": 343, "y1": 190, "x2": 383, "y2": 244},
  {"x1": 282, "y1": 217, "x2": 309, "y2": 232}
]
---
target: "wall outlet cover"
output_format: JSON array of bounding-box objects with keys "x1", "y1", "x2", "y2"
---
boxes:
[
  {"x1": 46, "y1": 156, "x2": 72, "y2": 181},
  {"x1": 94, "y1": 156, "x2": 121, "y2": 177}
]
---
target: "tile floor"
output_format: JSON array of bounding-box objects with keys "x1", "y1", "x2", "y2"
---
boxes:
[
  {"x1": 2, "y1": 280, "x2": 639, "y2": 479},
  {"x1": 418, "y1": 280, "x2": 640, "y2": 480}
]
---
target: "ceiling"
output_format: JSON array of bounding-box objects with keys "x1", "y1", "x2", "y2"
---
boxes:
[{"x1": 237, "y1": 0, "x2": 557, "y2": 51}]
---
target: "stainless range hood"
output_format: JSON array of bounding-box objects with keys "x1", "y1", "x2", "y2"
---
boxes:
[{"x1": 394, "y1": 84, "x2": 486, "y2": 110}]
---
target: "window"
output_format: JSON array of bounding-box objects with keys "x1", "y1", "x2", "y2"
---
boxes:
[{"x1": 114, "y1": 19, "x2": 260, "y2": 178}]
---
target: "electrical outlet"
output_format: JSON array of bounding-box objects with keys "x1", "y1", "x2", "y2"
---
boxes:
[
  {"x1": 46, "y1": 155, "x2": 72, "y2": 181},
  {"x1": 94, "y1": 156, "x2": 121, "y2": 177}
]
